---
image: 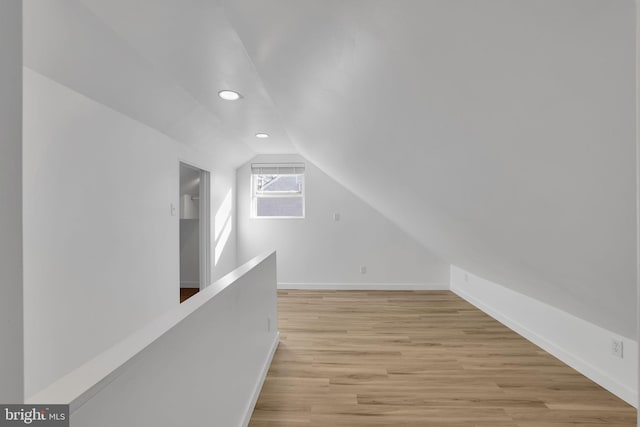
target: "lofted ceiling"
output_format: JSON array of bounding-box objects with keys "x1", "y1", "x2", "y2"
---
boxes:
[
  {"x1": 24, "y1": 0, "x2": 636, "y2": 337},
  {"x1": 222, "y1": 0, "x2": 637, "y2": 337},
  {"x1": 24, "y1": 0, "x2": 297, "y2": 168}
]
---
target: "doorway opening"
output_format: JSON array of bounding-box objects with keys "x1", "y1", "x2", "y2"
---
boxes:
[{"x1": 179, "y1": 162, "x2": 211, "y2": 303}]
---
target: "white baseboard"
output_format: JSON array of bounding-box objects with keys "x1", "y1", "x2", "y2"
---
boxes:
[
  {"x1": 241, "y1": 331, "x2": 280, "y2": 427},
  {"x1": 180, "y1": 281, "x2": 199, "y2": 288},
  {"x1": 450, "y1": 266, "x2": 638, "y2": 408},
  {"x1": 277, "y1": 282, "x2": 449, "y2": 290}
]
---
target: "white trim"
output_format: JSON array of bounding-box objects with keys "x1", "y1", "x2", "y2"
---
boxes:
[
  {"x1": 277, "y1": 282, "x2": 449, "y2": 291},
  {"x1": 251, "y1": 171, "x2": 305, "y2": 219},
  {"x1": 198, "y1": 168, "x2": 211, "y2": 290},
  {"x1": 450, "y1": 265, "x2": 638, "y2": 408},
  {"x1": 177, "y1": 157, "x2": 210, "y2": 175},
  {"x1": 180, "y1": 281, "x2": 199, "y2": 288},
  {"x1": 251, "y1": 162, "x2": 305, "y2": 174},
  {"x1": 241, "y1": 332, "x2": 280, "y2": 427},
  {"x1": 634, "y1": 0, "x2": 639, "y2": 420},
  {"x1": 178, "y1": 161, "x2": 212, "y2": 292},
  {"x1": 27, "y1": 251, "x2": 277, "y2": 410},
  {"x1": 250, "y1": 216, "x2": 306, "y2": 220}
]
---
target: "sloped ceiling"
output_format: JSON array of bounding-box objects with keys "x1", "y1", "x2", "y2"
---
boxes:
[
  {"x1": 24, "y1": 0, "x2": 636, "y2": 337},
  {"x1": 223, "y1": 0, "x2": 637, "y2": 337},
  {"x1": 24, "y1": 0, "x2": 298, "y2": 168}
]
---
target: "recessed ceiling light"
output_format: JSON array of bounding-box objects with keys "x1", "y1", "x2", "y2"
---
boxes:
[
  {"x1": 218, "y1": 90, "x2": 241, "y2": 101},
  {"x1": 255, "y1": 133, "x2": 270, "y2": 139}
]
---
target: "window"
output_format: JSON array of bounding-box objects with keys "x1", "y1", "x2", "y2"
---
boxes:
[{"x1": 251, "y1": 163, "x2": 305, "y2": 218}]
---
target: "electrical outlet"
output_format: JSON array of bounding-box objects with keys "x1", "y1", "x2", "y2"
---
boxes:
[
  {"x1": 170, "y1": 203, "x2": 176, "y2": 216},
  {"x1": 333, "y1": 212, "x2": 341, "y2": 221},
  {"x1": 267, "y1": 317, "x2": 271, "y2": 332},
  {"x1": 360, "y1": 265, "x2": 367, "y2": 274},
  {"x1": 611, "y1": 339, "x2": 623, "y2": 358}
]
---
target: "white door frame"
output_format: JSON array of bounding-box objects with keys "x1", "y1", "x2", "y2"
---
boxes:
[
  {"x1": 198, "y1": 169, "x2": 211, "y2": 290},
  {"x1": 179, "y1": 161, "x2": 211, "y2": 292}
]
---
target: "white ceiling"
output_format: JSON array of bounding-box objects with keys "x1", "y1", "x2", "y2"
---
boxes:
[
  {"x1": 24, "y1": 0, "x2": 637, "y2": 337},
  {"x1": 180, "y1": 164, "x2": 201, "y2": 197},
  {"x1": 223, "y1": 0, "x2": 637, "y2": 337},
  {"x1": 24, "y1": 0, "x2": 298, "y2": 166}
]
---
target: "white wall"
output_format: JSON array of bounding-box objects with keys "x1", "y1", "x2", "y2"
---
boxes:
[
  {"x1": 451, "y1": 266, "x2": 638, "y2": 407},
  {"x1": 28, "y1": 252, "x2": 278, "y2": 427},
  {"x1": 70, "y1": 253, "x2": 277, "y2": 427},
  {"x1": 237, "y1": 154, "x2": 449, "y2": 287},
  {"x1": 226, "y1": 0, "x2": 637, "y2": 338},
  {"x1": 0, "y1": 0, "x2": 23, "y2": 404},
  {"x1": 22, "y1": 0, "x2": 249, "y2": 399},
  {"x1": 211, "y1": 172, "x2": 238, "y2": 282},
  {"x1": 23, "y1": 69, "x2": 239, "y2": 398}
]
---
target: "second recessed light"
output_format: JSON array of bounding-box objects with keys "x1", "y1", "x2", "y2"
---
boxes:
[
  {"x1": 255, "y1": 133, "x2": 270, "y2": 139},
  {"x1": 218, "y1": 90, "x2": 241, "y2": 101}
]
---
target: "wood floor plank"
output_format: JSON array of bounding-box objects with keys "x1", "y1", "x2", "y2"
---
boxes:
[
  {"x1": 249, "y1": 290, "x2": 636, "y2": 426},
  {"x1": 179, "y1": 287, "x2": 199, "y2": 303}
]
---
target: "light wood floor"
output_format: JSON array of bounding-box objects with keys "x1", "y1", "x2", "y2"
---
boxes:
[{"x1": 249, "y1": 290, "x2": 635, "y2": 427}]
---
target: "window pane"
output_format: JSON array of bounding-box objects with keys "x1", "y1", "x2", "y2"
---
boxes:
[
  {"x1": 256, "y1": 196, "x2": 303, "y2": 217},
  {"x1": 257, "y1": 175, "x2": 302, "y2": 193}
]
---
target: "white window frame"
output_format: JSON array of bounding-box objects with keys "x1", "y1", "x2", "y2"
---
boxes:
[{"x1": 251, "y1": 163, "x2": 306, "y2": 219}]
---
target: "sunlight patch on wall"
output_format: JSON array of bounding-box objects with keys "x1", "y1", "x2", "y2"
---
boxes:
[
  {"x1": 215, "y1": 189, "x2": 232, "y2": 241},
  {"x1": 214, "y1": 189, "x2": 233, "y2": 265},
  {"x1": 215, "y1": 217, "x2": 232, "y2": 266}
]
